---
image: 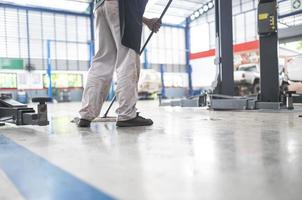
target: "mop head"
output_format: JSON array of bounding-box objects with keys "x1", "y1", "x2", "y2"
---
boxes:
[
  {"x1": 71, "y1": 116, "x2": 117, "y2": 123},
  {"x1": 93, "y1": 116, "x2": 117, "y2": 122}
]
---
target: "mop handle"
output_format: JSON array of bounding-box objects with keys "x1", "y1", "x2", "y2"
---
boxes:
[
  {"x1": 103, "y1": 95, "x2": 116, "y2": 118},
  {"x1": 139, "y1": 0, "x2": 174, "y2": 55}
]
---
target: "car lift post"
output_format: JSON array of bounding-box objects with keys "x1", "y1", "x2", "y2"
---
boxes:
[
  {"x1": 209, "y1": 0, "x2": 285, "y2": 110},
  {"x1": 258, "y1": 0, "x2": 280, "y2": 107},
  {"x1": 214, "y1": 0, "x2": 234, "y2": 96}
]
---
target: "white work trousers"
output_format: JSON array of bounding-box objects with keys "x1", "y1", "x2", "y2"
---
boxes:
[{"x1": 79, "y1": 0, "x2": 140, "y2": 121}]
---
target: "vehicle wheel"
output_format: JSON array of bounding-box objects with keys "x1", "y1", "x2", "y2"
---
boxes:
[
  {"x1": 253, "y1": 83, "x2": 260, "y2": 94},
  {"x1": 280, "y1": 82, "x2": 289, "y2": 93},
  {"x1": 234, "y1": 86, "x2": 240, "y2": 96}
]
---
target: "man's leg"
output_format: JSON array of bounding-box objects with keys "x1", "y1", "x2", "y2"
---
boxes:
[
  {"x1": 104, "y1": 1, "x2": 138, "y2": 121},
  {"x1": 78, "y1": 5, "x2": 116, "y2": 125},
  {"x1": 105, "y1": 1, "x2": 153, "y2": 127}
]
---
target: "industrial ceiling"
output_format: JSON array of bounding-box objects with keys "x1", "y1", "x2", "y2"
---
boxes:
[
  {"x1": 0, "y1": 0, "x2": 300, "y2": 25},
  {"x1": 0, "y1": 0, "x2": 209, "y2": 24}
]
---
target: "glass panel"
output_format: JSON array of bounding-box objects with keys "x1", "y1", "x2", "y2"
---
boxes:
[
  {"x1": 7, "y1": 37, "x2": 19, "y2": 58},
  {"x1": 235, "y1": 14, "x2": 245, "y2": 43},
  {"x1": 5, "y1": 8, "x2": 18, "y2": 38},
  {"x1": 0, "y1": 36, "x2": 6, "y2": 57},
  {"x1": 191, "y1": 23, "x2": 210, "y2": 53},
  {"x1": 55, "y1": 14, "x2": 66, "y2": 41},
  {"x1": 28, "y1": 11, "x2": 42, "y2": 39},
  {"x1": 245, "y1": 10, "x2": 256, "y2": 41},
  {"x1": 77, "y1": 17, "x2": 88, "y2": 42},
  {"x1": 0, "y1": 8, "x2": 5, "y2": 37}
]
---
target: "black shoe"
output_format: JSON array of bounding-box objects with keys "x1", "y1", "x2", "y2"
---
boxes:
[
  {"x1": 116, "y1": 114, "x2": 153, "y2": 127},
  {"x1": 76, "y1": 118, "x2": 91, "y2": 128}
]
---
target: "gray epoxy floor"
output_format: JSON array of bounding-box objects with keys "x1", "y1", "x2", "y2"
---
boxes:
[{"x1": 1, "y1": 101, "x2": 302, "y2": 200}]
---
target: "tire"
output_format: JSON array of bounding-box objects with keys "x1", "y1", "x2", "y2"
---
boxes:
[
  {"x1": 234, "y1": 86, "x2": 240, "y2": 96},
  {"x1": 280, "y1": 82, "x2": 289, "y2": 93}
]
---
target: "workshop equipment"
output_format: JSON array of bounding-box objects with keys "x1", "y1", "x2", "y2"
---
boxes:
[
  {"x1": 0, "y1": 96, "x2": 52, "y2": 126},
  {"x1": 209, "y1": 0, "x2": 290, "y2": 110},
  {"x1": 258, "y1": 0, "x2": 280, "y2": 104},
  {"x1": 213, "y1": 0, "x2": 234, "y2": 95},
  {"x1": 285, "y1": 91, "x2": 296, "y2": 110}
]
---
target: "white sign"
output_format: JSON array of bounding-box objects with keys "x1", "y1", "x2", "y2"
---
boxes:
[
  {"x1": 292, "y1": 0, "x2": 302, "y2": 11},
  {"x1": 17, "y1": 72, "x2": 43, "y2": 90}
]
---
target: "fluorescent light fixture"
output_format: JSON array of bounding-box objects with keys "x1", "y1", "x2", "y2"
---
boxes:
[
  {"x1": 1, "y1": 0, "x2": 89, "y2": 13},
  {"x1": 189, "y1": 0, "x2": 215, "y2": 22},
  {"x1": 208, "y1": 2, "x2": 214, "y2": 9},
  {"x1": 203, "y1": 5, "x2": 209, "y2": 12},
  {"x1": 198, "y1": 9, "x2": 204, "y2": 15}
]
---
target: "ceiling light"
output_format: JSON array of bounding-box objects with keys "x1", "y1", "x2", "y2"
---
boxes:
[
  {"x1": 203, "y1": 5, "x2": 209, "y2": 12},
  {"x1": 208, "y1": 2, "x2": 214, "y2": 9},
  {"x1": 198, "y1": 9, "x2": 204, "y2": 15}
]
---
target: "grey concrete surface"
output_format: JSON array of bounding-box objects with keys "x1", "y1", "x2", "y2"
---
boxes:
[{"x1": 1, "y1": 101, "x2": 302, "y2": 200}]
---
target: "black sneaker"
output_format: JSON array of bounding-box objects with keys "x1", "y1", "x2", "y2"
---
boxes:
[
  {"x1": 116, "y1": 114, "x2": 153, "y2": 127},
  {"x1": 76, "y1": 118, "x2": 91, "y2": 128}
]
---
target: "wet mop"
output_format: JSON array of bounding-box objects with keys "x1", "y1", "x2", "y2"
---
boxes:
[{"x1": 72, "y1": 0, "x2": 174, "y2": 123}]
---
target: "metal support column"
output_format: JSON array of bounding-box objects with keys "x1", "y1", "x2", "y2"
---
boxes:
[
  {"x1": 214, "y1": 0, "x2": 234, "y2": 96},
  {"x1": 47, "y1": 40, "x2": 53, "y2": 98},
  {"x1": 160, "y1": 64, "x2": 166, "y2": 98},
  {"x1": 89, "y1": 41, "x2": 94, "y2": 65},
  {"x1": 25, "y1": 10, "x2": 31, "y2": 67},
  {"x1": 143, "y1": 49, "x2": 149, "y2": 69},
  {"x1": 89, "y1": 2, "x2": 95, "y2": 57},
  {"x1": 185, "y1": 18, "x2": 193, "y2": 96},
  {"x1": 258, "y1": 0, "x2": 279, "y2": 102}
]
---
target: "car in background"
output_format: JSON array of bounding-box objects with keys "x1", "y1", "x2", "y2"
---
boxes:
[
  {"x1": 234, "y1": 64, "x2": 261, "y2": 94},
  {"x1": 286, "y1": 56, "x2": 302, "y2": 94},
  {"x1": 138, "y1": 69, "x2": 161, "y2": 99},
  {"x1": 287, "y1": 56, "x2": 302, "y2": 82},
  {"x1": 234, "y1": 63, "x2": 288, "y2": 95}
]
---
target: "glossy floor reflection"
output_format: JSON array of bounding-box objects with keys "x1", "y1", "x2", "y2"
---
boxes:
[{"x1": 1, "y1": 101, "x2": 302, "y2": 200}]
